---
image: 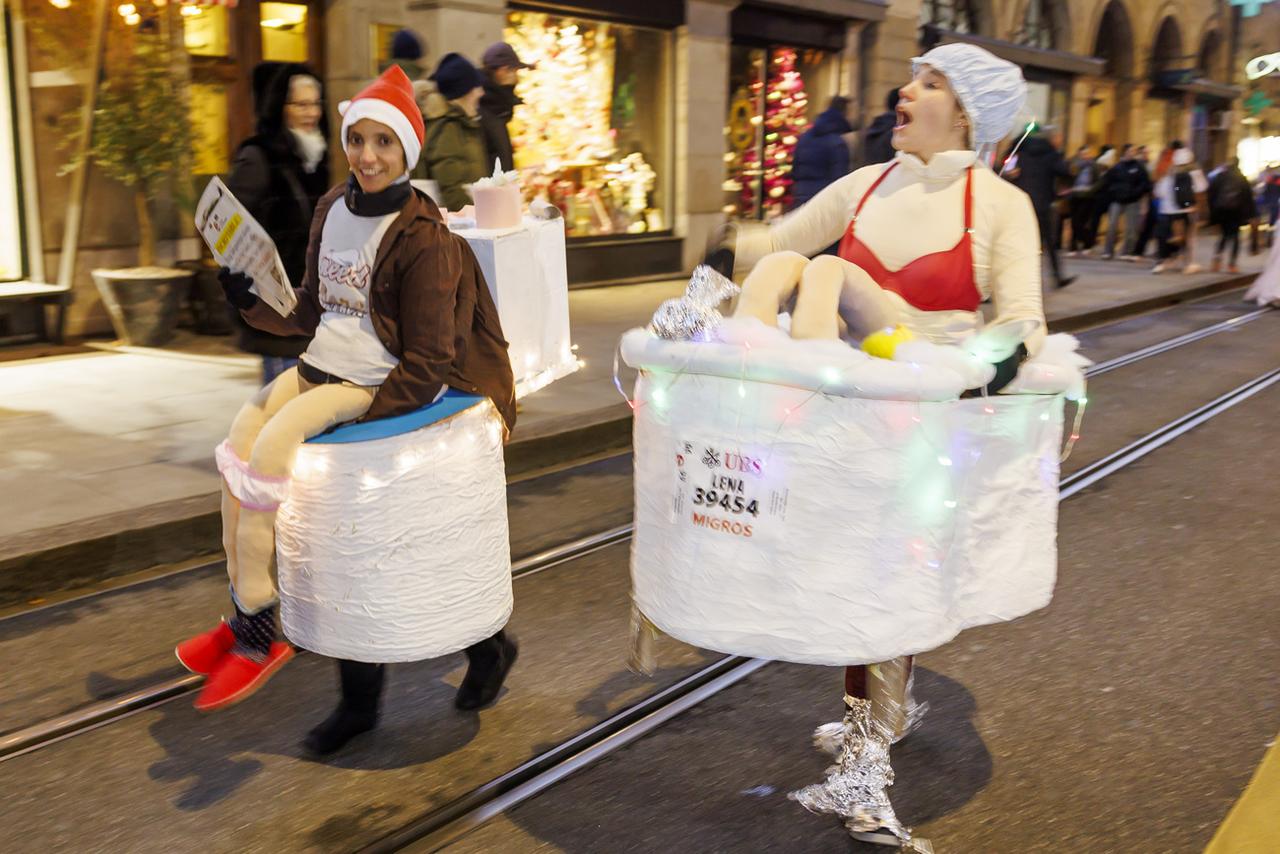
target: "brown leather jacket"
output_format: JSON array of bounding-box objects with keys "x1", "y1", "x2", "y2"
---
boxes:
[{"x1": 242, "y1": 185, "x2": 517, "y2": 432}]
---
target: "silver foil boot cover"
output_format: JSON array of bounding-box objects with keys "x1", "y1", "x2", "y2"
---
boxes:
[
  {"x1": 813, "y1": 658, "x2": 930, "y2": 756},
  {"x1": 886, "y1": 657, "x2": 930, "y2": 744},
  {"x1": 791, "y1": 693, "x2": 932, "y2": 851},
  {"x1": 627, "y1": 603, "x2": 661, "y2": 677}
]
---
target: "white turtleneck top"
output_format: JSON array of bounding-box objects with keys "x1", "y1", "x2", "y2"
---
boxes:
[{"x1": 736, "y1": 150, "x2": 1047, "y2": 354}]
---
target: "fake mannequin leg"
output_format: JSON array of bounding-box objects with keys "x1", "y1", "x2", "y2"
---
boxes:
[
  {"x1": 193, "y1": 381, "x2": 375, "y2": 711},
  {"x1": 732, "y1": 251, "x2": 810, "y2": 327},
  {"x1": 178, "y1": 370, "x2": 306, "y2": 678},
  {"x1": 221, "y1": 368, "x2": 307, "y2": 590},
  {"x1": 792, "y1": 255, "x2": 899, "y2": 341},
  {"x1": 304, "y1": 659, "x2": 386, "y2": 756},
  {"x1": 233, "y1": 381, "x2": 377, "y2": 614},
  {"x1": 792, "y1": 657, "x2": 932, "y2": 852}
]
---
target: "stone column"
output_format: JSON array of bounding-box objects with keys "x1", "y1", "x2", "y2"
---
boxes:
[
  {"x1": 1119, "y1": 79, "x2": 1142, "y2": 147},
  {"x1": 674, "y1": 0, "x2": 737, "y2": 272},
  {"x1": 862, "y1": 1, "x2": 919, "y2": 120},
  {"x1": 1067, "y1": 76, "x2": 1091, "y2": 151},
  {"x1": 844, "y1": 21, "x2": 867, "y2": 122}
]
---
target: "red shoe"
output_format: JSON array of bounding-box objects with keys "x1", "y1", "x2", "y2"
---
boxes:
[
  {"x1": 194, "y1": 643, "x2": 295, "y2": 712},
  {"x1": 175, "y1": 621, "x2": 235, "y2": 676}
]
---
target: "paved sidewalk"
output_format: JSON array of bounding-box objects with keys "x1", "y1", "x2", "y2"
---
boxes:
[{"x1": 0, "y1": 233, "x2": 1266, "y2": 601}]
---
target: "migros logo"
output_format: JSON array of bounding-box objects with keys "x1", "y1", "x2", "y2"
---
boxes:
[{"x1": 691, "y1": 511, "x2": 754, "y2": 538}]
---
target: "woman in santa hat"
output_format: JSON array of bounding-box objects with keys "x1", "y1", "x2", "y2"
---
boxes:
[{"x1": 175, "y1": 65, "x2": 518, "y2": 755}]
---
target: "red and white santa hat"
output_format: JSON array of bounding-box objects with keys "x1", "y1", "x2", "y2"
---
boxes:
[{"x1": 338, "y1": 65, "x2": 425, "y2": 172}]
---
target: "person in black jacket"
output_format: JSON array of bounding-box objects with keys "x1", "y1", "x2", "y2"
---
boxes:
[
  {"x1": 791, "y1": 96, "x2": 854, "y2": 210},
  {"x1": 858, "y1": 89, "x2": 899, "y2": 169},
  {"x1": 478, "y1": 41, "x2": 532, "y2": 173},
  {"x1": 223, "y1": 62, "x2": 331, "y2": 384},
  {"x1": 1005, "y1": 126, "x2": 1075, "y2": 287},
  {"x1": 1208, "y1": 157, "x2": 1259, "y2": 273},
  {"x1": 1099, "y1": 144, "x2": 1153, "y2": 260}
]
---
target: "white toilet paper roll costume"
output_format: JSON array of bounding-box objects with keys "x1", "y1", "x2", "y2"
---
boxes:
[
  {"x1": 624, "y1": 46, "x2": 1087, "y2": 851},
  {"x1": 176, "y1": 65, "x2": 519, "y2": 720}
]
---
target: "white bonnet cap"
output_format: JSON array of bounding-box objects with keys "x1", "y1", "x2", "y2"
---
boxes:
[
  {"x1": 1172, "y1": 147, "x2": 1194, "y2": 166},
  {"x1": 912, "y1": 44, "x2": 1028, "y2": 146}
]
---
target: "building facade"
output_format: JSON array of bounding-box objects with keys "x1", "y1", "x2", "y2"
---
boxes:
[{"x1": 0, "y1": 0, "x2": 1258, "y2": 340}]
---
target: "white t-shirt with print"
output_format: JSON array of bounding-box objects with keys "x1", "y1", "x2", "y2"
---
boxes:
[
  {"x1": 1153, "y1": 169, "x2": 1209, "y2": 215},
  {"x1": 302, "y1": 201, "x2": 401, "y2": 386}
]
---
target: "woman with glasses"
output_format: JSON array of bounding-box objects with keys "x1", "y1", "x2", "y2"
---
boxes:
[{"x1": 224, "y1": 62, "x2": 332, "y2": 384}]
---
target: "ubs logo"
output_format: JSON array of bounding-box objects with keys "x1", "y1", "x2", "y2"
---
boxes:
[
  {"x1": 701, "y1": 447, "x2": 720, "y2": 468},
  {"x1": 725, "y1": 451, "x2": 764, "y2": 476}
]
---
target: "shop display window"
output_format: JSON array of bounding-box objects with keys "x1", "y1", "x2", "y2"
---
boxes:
[
  {"x1": 504, "y1": 11, "x2": 672, "y2": 238},
  {"x1": 724, "y1": 45, "x2": 832, "y2": 221},
  {"x1": 260, "y1": 2, "x2": 308, "y2": 63}
]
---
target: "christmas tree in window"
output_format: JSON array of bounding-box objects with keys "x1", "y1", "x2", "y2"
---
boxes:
[{"x1": 738, "y1": 48, "x2": 809, "y2": 219}]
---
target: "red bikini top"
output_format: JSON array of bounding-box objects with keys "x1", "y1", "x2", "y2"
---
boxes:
[{"x1": 837, "y1": 162, "x2": 982, "y2": 313}]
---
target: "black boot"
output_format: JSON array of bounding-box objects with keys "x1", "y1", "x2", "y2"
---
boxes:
[
  {"x1": 455, "y1": 630, "x2": 518, "y2": 711},
  {"x1": 303, "y1": 659, "x2": 384, "y2": 756}
]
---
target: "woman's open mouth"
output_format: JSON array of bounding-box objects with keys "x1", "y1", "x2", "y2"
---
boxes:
[{"x1": 894, "y1": 107, "x2": 912, "y2": 131}]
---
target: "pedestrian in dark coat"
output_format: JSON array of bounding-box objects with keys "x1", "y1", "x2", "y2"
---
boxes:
[
  {"x1": 478, "y1": 42, "x2": 532, "y2": 173},
  {"x1": 858, "y1": 89, "x2": 899, "y2": 169},
  {"x1": 223, "y1": 62, "x2": 331, "y2": 384},
  {"x1": 423, "y1": 53, "x2": 488, "y2": 212},
  {"x1": 791, "y1": 96, "x2": 854, "y2": 209},
  {"x1": 1208, "y1": 158, "x2": 1259, "y2": 272},
  {"x1": 1006, "y1": 129, "x2": 1074, "y2": 287},
  {"x1": 1098, "y1": 144, "x2": 1152, "y2": 259},
  {"x1": 381, "y1": 29, "x2": 427, "y2": 81}
]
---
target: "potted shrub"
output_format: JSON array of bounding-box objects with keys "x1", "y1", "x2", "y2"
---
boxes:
[{"x1": 60, "y1": 8, "x2": 196, "y2": 346}]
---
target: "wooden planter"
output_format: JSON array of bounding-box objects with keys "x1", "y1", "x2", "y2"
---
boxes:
[{"x1": 91, "y1": 267, "x2": 194, "y2": 346}]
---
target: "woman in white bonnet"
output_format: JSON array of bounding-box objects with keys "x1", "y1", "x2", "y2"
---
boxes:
[{"x1": 723, "y1": 44, "x2": 1048, "y2": 850}]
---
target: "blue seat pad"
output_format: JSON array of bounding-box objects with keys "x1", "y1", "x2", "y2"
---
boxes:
[{"x1": 307, "y1": 389, "x2": 486, "y2": 445}]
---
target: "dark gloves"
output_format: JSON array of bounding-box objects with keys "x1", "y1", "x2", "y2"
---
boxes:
[
  {"x1": 217, "y1": 267, "x2": 258, "y2": 311},
  {"x1": 961, "y1": 343, "x2": 1029, "y2": 398}
]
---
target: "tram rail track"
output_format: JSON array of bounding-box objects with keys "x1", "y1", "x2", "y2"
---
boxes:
[{"x1": 0, "y1": 302, "x2": 1276, "y2": 838}]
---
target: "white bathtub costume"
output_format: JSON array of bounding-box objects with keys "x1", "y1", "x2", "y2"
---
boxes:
[{"x1": 623, "y1": 45, "x2": 1088, "y2": 850}]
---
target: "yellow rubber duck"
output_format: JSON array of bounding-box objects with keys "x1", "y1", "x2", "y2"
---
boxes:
[{"x1": 860, "y1": 325, "x2": 915, "y2": 360}]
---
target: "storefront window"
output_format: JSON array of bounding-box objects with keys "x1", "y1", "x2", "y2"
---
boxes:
[
  {"x1": 370, "y1": 23, "x2": 401, "y2": 76},
  {"x1": 1024, "y1": 80, "x2": 1069, "y2": 133},
  {"x1": 724, "y1": 45, "x2": 832, "y2": 220},
  {"x1": 261, "y1": 2, "x2": 308, "y2": 63},
  {"x1": 0, "y1": 20, "x2": 23, "y2": 280},
  {"x1": 181, "y1": 4, "x2": 228, "y2": 58},
  {"x1": 504, "y1": 11, "x2": 672, "y2": 238}
]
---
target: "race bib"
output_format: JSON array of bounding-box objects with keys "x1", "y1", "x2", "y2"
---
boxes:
[{"x1": 671, "y1": 438, "x2": 788, "y2": 542}]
